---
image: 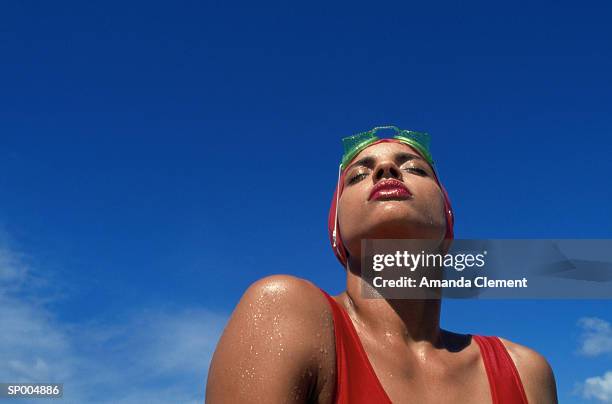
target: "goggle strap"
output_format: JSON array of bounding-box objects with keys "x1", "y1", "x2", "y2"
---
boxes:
[{"x1": 332, "y1": 163, "x2": 342, "y2": 248}]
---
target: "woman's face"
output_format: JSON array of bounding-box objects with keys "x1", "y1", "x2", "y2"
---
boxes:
[{"x1": 338, "y1": 141, "x2": 447, "y2": 259}]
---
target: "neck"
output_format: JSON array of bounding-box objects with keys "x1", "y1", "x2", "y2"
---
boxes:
[{"x1": 342, "y1": 255, "x2": 443, "y2": 346}]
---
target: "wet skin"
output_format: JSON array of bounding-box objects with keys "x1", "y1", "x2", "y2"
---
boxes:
[{"x1": 206, "y1": 142, "x2": 558, "y2": 403}]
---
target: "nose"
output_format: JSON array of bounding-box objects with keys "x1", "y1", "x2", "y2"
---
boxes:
[{"x1": 374, "y1": 160, "x2": 402, "y2": 181}]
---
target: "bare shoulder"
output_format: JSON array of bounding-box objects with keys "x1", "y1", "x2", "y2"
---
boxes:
[
  {"x1": 244, "y1": 274, "x2": 334, "y2": 317},
  {"x1": 498, "y1": 337, "x2": 558, "y2": 404},
  {"x1": 206, "y1": 275, "x2": 336, "y2": 403},
  {"x1": 236, "y1": 274, "x2": 336, "y2": 334},
  {"x1": 498, "y1": 337, "x2": 554, "y2": 379}
]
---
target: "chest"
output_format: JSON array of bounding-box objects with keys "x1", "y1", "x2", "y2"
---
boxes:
[{"x1": 357, "y1": 336, "x2": 494, "y2": 404}]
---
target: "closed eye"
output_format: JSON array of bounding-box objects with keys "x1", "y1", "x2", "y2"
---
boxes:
[
  {"x1": 348, "y1": 172, "x2": 368, "y2": 184},
  {"x1": 403, "y1": 167, "x2": 428, "y2": 176}
]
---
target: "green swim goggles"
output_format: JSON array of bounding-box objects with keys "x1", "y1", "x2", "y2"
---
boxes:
[{"x1": 341, "y1": 126, "x2": 434, "y2": 169}]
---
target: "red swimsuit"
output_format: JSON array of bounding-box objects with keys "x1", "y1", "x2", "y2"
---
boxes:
[{"x1": 320, "y1": 289, "x2": 529, "y2": 404}]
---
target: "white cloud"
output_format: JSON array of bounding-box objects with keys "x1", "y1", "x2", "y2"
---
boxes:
[
  {"x1": 0, "y1": 245, "x2": 73, "y2": 384},
  {"x1": 578, "y1": 317, "x2": 612, "y2": 357},
  {"x1": 582, "y1": 371, "x2": 612, "y2": 403},
  {"x1": 0, "y1": 240, "x2": 228, "y2": 403},
  {"x1": 67, "y1": 308, "x2": 227, "y2": 403}
]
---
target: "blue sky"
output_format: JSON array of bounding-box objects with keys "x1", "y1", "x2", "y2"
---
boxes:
[{"x1": 1, "y1": 1, "x2": 611, "y2": 402}]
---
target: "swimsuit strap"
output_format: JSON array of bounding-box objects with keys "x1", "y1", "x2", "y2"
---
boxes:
[
  {"x1": 319, "y1": 288, "x2": 392, "y2": 404},
  {"x1": 472, "y1": 335, "x2": 529, "y2": 404}
]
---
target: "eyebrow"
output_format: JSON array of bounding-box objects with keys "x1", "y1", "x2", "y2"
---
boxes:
[
  {"x1": 395, "y1": 152, "x2": 424, "y2": 164},
  {"x1": 346, "y1": 152, "x2": 424, "y2": 172},
  {"x1": 346, "y1": 156, "x2": 375, "y2": 171}
]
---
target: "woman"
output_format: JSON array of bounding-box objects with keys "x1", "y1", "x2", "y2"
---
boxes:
[{"x1": 206, "y1": 126, "x2": 558, "y2": 403}]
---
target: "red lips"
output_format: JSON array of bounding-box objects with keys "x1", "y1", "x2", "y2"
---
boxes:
[{"x1": 368, "y1": 179, "x2": 412, "y2": 201}]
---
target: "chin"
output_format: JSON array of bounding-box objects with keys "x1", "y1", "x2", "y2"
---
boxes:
[
  {"x1": 358, "y1": 218, "x2": 445, "y2": 240},
  {"x1": 365, "y1": 202, "x2": 445, "y2": 239},
  {"x1": 362, "y1": 206, "x2": 428, "y2": 235},
  {"x1": 343, "y1": 220, "x2": 446, "y2": 259}
]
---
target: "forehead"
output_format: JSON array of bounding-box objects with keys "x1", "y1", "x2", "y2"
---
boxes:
[{"x1": 351, "y1": 140, "x2": 424, "y2": 162}]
